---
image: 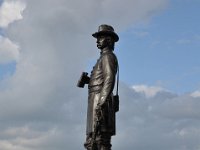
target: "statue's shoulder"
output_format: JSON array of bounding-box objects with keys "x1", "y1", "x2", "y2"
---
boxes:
[
  {"x1": 101, "y1": 51, "x2": 118, "y2": 66},
  {"x1": 101, "y1": 51, "x2": 117, "y2": 59}
]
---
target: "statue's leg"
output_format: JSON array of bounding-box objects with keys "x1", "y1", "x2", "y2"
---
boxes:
[
  {"x1": 96, "y1": 133, "x2": 112, "y2": 150},
  {"x1": 84, "y1": 133, "x2": 99, "y2": 150},
  {"x1": 84, "y1": 134, "x2": 92, "y2": 150}
]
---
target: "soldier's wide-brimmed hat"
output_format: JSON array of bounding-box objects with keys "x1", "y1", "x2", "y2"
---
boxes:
[{"x1": 92, "y1": 24, "x2": 119, "y2": 42}]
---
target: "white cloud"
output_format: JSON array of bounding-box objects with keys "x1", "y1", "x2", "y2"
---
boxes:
[
  {"x1": 132, "y1": 84, "x2": 165, "y2": 97},
  {"x1": 0, "y1": 0, "x2": 26, "y2": 28},
  {"x1": 0, "y1": 35, "x2": 19, "y2": 63},
  {"x1": 191, "y1": 90, "x2": 200, "y2": 98},
  {"x1": 116, "y1": 84, "x2": 200, "y2": 150},
  {"x1": 0, "y1": 124, "x2": 85, "y2": 150},
  {"x1": 5, "y1": 0, "x2": 200, "y2": 150}
]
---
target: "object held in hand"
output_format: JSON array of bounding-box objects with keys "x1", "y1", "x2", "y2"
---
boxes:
[{"x1": 77, "y1": 72, "x2": 90, "y2": 88}]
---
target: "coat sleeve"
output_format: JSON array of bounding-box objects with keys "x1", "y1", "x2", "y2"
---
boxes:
[{"x1": 98, "y1": 53, "x2": 118, "y2": 106}]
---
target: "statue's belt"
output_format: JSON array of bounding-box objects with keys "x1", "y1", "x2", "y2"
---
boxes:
[{"x1": 88, "y1": 84, "x2": 103, "y2": 93}]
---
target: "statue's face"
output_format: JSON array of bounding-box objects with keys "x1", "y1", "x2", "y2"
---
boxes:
[{"x1": 96, "y1": 35, "x2": 108, "y2": 49}]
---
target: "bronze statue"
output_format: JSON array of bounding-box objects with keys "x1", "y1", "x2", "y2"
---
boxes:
[{"x1": 77, "y1": 24, "x2": 119, "y2": 150}]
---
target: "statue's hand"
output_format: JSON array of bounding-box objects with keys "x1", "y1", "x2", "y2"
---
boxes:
[
  {"x1": 96, "y1": 100, "x2": 105, "y2": 112},
  {"x1": 95, "y1": 104, "x2": 103, "y2": 121},
  {"x1": 98, "y1": 97, "x2": 106, "y2": 107}
]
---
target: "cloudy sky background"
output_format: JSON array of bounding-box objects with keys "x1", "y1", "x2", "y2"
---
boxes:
[{"x1": 0, "y1": 0, "x2": 200, "y2": 149}]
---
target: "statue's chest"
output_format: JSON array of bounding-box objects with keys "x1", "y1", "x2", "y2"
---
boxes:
[{"x1": 91, "y1": 58, "x2": 102, "y2": 75}]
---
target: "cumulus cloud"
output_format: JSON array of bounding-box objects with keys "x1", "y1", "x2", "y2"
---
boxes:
[
  {"x1": 115, "y1": 84, "x2": 200, "y2": 150},
  {"x1": 132, "y1": 84, "x2": 166, "y2": 97},
  {"x1": 0, "y1": 0, "x2": 26, "y2": 28},
  {"x1": 4, "y1": 0, "x2": 200, "y2": 150},
  {"x1": 190, "y1": 90, "x2": 200, "y2": 98},
  {"x1": 0, "y1": 35, "x2": 19, "y2": 63}
]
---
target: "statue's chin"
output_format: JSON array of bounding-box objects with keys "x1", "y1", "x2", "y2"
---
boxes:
[{"x1": 97, "y1": 45, "x2": 101, "y2": 49}]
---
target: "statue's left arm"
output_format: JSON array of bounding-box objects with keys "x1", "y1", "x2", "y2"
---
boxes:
[{"x1": 98, "y1": 53, "x2": 118, "y2": 107}]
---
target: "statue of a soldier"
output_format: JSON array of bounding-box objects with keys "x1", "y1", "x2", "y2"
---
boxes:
[{"x1": 77, "y1": 24, "x2": 119, "y2": 150}]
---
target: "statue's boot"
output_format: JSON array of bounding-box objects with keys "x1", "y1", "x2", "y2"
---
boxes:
[{"x1": 100, "y1": 145, "x2": 111, "y2": 150}]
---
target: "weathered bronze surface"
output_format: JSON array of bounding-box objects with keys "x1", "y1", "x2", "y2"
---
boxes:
[{"x1": 77, "y1": 24, "x2": 119, "y2": 150}]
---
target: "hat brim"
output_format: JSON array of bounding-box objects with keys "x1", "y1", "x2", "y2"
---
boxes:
[{"x1": 92, "y1": 31, "x2": 119, "y2": 42}]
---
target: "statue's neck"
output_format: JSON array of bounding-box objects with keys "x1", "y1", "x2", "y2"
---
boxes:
[{"x1": 100, "y1": 47, "x2": 113, "y2": 55}]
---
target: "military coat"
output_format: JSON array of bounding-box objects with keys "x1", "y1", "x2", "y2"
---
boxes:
[{"x1": 87, "y1": 48, "x2": 118, "y2": 136}]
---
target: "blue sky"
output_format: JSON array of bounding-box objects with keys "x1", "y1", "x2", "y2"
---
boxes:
[
  {"x1": 2, "y1": 0, "x2": 200, "y2": 93},
  {"x1": 116, "y1": 0, "x2": 200, "y2": 93},
  {"x1": 0, "y1": 62, "x2": 16, "y2": 80}
]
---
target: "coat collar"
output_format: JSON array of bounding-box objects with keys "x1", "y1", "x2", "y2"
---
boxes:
[{"x1": 100, "y1": 47, "x2": 113, "y2": 55}]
